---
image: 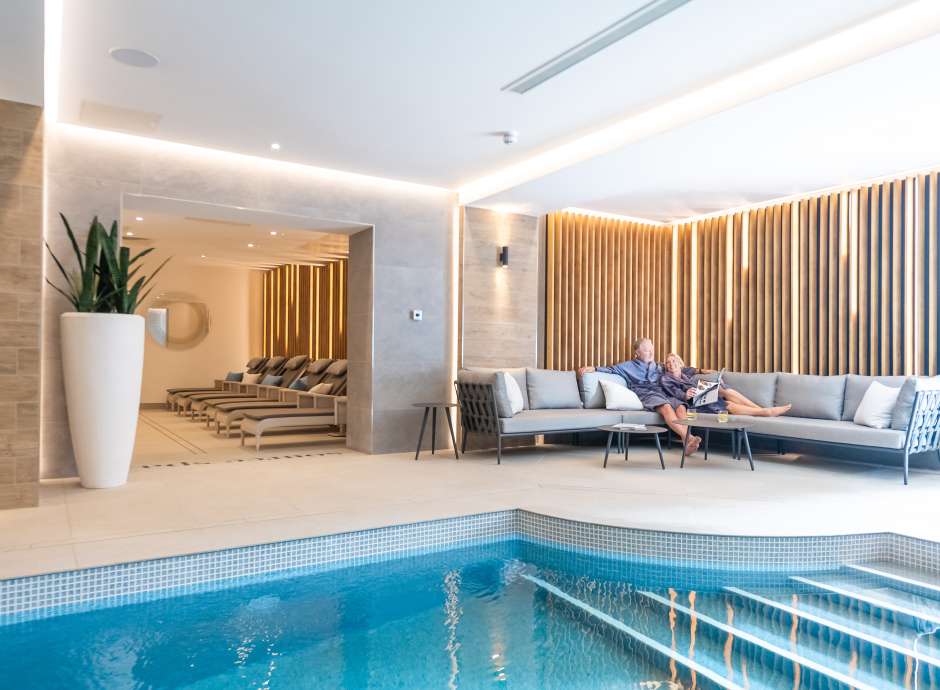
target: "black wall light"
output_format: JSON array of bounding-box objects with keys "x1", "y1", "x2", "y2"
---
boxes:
[{"x1": 498, "y1": 245, "x2": 510, "y2": 267}]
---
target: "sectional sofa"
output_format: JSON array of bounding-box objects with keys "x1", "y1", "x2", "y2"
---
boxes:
[{"x1": 454, "y1": 367, "x2": 940, "y2": 483}]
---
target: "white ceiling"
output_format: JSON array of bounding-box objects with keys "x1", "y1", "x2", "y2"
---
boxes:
[
  {"x1": 122, "y1": 196, "x2": 361, "y2": 269},
  {"x1": 476, "y1": 30, "x2": 940, "y2": 221},
  {"x1": 56, "y1": 0, "x2": 910, "y2": 192},
  {"x1": 0, "y1": 0, "x2": 43, "y2": 105}
]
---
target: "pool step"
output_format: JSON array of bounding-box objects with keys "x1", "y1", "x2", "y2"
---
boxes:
[
  {"x1": 638, "y1": 590, "x2": 884, "y2": 690},
  {"x1": 791, "y1": 573, "x2": 940, "y2": 630},
  {"x1": 725, "y1": 586, "x2": 940, "y2": 670},
  {"x1": 845, "y1": 561, "x2": 940, "y2": 599},
  {"x1": 520, "y1": 573, "x2": 753, "y2": 690}
]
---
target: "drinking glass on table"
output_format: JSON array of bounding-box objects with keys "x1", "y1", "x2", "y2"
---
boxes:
[
  {"x1": 718, "y1": 410, "x2": 729, "y2": 423},
  {"x1": 687, "y1": 408, "x2": 698, "y2": 421}
]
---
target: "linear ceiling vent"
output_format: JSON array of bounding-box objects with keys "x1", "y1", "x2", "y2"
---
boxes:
[{"x1": 502, "y1": 0, "x2": 691, "y2": 94}]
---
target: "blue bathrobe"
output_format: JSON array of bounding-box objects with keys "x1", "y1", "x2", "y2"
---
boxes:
[{"x1": 597, "y1": 358, "x2": 698, "y2": 411}]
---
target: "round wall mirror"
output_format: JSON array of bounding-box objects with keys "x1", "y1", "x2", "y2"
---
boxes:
[{"x1": 146, "y1": 292, "x2": 211, "y2": 349}]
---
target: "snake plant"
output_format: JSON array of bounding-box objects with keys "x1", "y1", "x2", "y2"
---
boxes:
[{"x1": 45, "y1": 214, "x2": 169, "y2": 314}]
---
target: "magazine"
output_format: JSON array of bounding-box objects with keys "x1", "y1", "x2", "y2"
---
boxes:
[{"x1": 691, "y1": 369, "x2": 725, "y2": 408}]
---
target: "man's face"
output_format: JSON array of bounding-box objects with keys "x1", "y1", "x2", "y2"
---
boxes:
[{"x1": 636, "y1": 340, "x2": 654, "y2": 362}]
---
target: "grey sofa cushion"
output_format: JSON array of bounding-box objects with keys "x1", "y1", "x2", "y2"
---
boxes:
[
  {"x1": 526, "y1": 368, "x2": 583, "y2": 409},
  {"x1": 746, "y1": 416, "x2": 905, "y2": 449},
  {"x1": 620, "y1": 410, "x2": 666, "y2": 426},
  {"x1": 458, "y1": 368, "x2": 529, "y2": 418},
  {"x1": 500, "y1": 409, "x2": 621, "y2": 434},
  {"x1": 776, "y1": 374, "x2": 846, "y2": 420},
  {"x1": 842, "y1": 375, "x2": 909, "y2": 421},
  {"x1": 890, "y1": 376, "x2": 940, "y2": 430},
  {"x1": 723, "y1": 372, "x2": 778, "y2": 408},
  {"x1": 579, "y1": 371, "x2": 629, "y2": 408}
]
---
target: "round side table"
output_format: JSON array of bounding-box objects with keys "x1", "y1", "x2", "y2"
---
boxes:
[
  {"x1": 413, "y1": 402, "x2": 458, "y2": 460},
  {"x1": 597, "y1": 425, "x2": 668, "y2": 469}
]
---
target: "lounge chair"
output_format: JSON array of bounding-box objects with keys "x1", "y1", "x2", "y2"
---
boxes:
[
  {"x1": 186, "y1": 355, "x2": 309, "y2": 420},
  {"x1": 211, "y1": 359, "x2": 346, "y2": 436},
  {"x1": 165, "y1": 356, "x2": 268, "y2": 410},
  {"x1": 240, "y1": 395, "x2": 345, "y2": 452},
  {"x1": 171, "y1": 356, "x2": 288, "y2": 413}
]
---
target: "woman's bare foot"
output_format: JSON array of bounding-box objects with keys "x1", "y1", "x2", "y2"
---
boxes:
[
  {"x1": 684, "y1": 434, "x2": 701, "y2": 455},
  {"x1": 767, "y1": 404, "x2": 791, "y2": 417}
]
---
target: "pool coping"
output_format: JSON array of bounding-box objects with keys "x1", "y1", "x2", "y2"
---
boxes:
[{"x1": 4, "y1": 508, "x2": 940, "y2": 623}]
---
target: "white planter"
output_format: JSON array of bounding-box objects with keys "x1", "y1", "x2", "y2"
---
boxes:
[{"x1": 61, "y1": 313, "x2": 145, "y2": 489}]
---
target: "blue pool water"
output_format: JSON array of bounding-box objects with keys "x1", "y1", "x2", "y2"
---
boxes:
[{"x1": 3, "y1": 539, "x2": 940, "y2": 689}]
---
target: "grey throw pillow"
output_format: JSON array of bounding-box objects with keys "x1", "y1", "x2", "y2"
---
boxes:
[
  {"x1": 579, "y1": 372, "x2": 628, "y2": 409},
  {"x1": 224, "y1": 371, "x2": 243, "y2": 382},
  {"x1": 890, "y1": 378, "x2": 918, "y2": 430},
  {"x1": 526, "y1": 368, "x2": 583, "y2": 409}
]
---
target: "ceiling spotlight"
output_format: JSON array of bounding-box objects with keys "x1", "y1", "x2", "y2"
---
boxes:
[
  {"x1": 269, "y1": 230, "x2": 278, "y2": 236},
  {"x1": 200, "y1": 254, "x2": 207, "y2": 259},
  {"x1": 502, "y1": 130, "x2": 518, "y2": 145},
  {"x1": 109, "y1": 47, "x2": 160, "y2": 69},
  {"x1": 125, "y1": 231, "x2": 135, "y2": 237},
  {"x1": 270, "y1": 142, "x2": 281, "y2": 151},
  {"x1": 247, "y1": 243, "x2": 255, "y2": 248},
  {"x1": 135, "y1": 216, "x2": 144, "y2": 222}
]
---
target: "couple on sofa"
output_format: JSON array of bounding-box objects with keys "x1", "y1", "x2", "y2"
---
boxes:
[{"x1": 581, "y1": 337, "x2": 790, "y2": 454}]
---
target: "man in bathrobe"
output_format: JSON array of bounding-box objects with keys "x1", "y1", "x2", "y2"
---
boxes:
[{"x1": 580, "y1": 337, "x2": 702, "y2": 454}]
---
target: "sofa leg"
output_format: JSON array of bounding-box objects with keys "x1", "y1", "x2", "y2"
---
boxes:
[
  {"x1": 904, "y1": 449, "x2": 910, "y2": 485},
  {"x1": 461, "y1": 429, "x2": 468, "y2": 454},
  {"x1": 496, "y1": 435, "x2": 502, "y2": 465}
]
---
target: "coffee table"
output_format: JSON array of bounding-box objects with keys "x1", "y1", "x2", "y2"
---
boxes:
[
  {"x1": 598, "y1": 425, "x2": 668, "y2": 469},
  {"x1": 676, "y1": 415, "x2": 755, "y2": 470}
]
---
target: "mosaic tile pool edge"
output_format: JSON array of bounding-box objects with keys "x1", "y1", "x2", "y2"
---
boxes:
[{"x1": 4, "y1": 509, "x2": 940, "y2": 622}]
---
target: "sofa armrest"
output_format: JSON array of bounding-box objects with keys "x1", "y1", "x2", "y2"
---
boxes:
[
  {"x1": 454, "y1": 381, "x2": 500, "y2": 435},
  {"x1": 904, "y1": 389, "x2": 940, "y2": 454},
  {"x1": 297, "y1": 392, "x2": 337, "y2": 409}
]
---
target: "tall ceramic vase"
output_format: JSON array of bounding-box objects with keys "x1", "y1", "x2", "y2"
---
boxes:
[{"x1": 60, "y1": 313, "x2": 145, "y2": 488}]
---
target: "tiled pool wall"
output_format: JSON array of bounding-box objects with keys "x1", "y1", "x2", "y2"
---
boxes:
[{"x1": 2, "y1": 508, "x2": 940, "y2": 622}]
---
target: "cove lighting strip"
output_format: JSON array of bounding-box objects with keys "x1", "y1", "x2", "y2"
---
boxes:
[{"x1": 460, "y1": 0, "x2": 940, "y2": 205}]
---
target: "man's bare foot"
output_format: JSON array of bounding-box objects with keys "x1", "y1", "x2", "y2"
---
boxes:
[
  {"x1": 684, "y1": 434, "x2": 701, "y2": 455},
  {"x1": 767, "y1": 404, "x2": 791, "y2": 417}
]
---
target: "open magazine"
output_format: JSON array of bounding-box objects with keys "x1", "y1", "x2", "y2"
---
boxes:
[{"x1": 691, "y1": 369, "x2": 725, "y2": 408}]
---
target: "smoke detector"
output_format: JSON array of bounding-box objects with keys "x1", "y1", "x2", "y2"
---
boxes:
[{"x1": 502, "y1": 130, "x2": 519, "y2": 145}]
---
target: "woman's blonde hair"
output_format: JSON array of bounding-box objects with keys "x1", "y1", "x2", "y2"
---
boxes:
[{"x1": 665, "y1": 352, "x2": 686, "y2": 369}]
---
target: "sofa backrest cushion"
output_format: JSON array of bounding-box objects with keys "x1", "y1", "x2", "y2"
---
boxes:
[
  {"x1": 890, "y1": 377, "x2": 940, "y2": 430},
  {"x1": 458, "y1": 367, "x2": 529, "y2": 418},
  {"x1": 776, "y1": 374, "x2": 846, "y2": 420},
  {"x1": 842, "y1": 375, "x2": 909, "y2": 421},
  {"x1": 723, "y1": 372, "x2": 778, "y2": 409},
  {"x1": 579, "y1": 371, "x2": 628, "y2": 408},
  {"x1": 526, "y1": 368, "x2": 583, "y2": 409}
]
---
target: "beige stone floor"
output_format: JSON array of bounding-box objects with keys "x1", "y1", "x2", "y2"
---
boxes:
[{"x1": 2, "y1": 409, "x2": 940, "y2": 579}]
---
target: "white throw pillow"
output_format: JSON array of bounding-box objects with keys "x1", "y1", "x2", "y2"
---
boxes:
[
  {"x1": 599, "y1": 379, "x2": 643, "y2": 411},
  {"x1": 499, "y1": 372, "x2": 524, "y2": 415},
  {"x1": 854, "y1": 381, "x2": 902, "y2": 429},
  {"x1": 242, "y1": 373, "x2": 263, "y2": 384}
]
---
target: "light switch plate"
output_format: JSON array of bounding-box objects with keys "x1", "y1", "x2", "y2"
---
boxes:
[{"x1": 410, "y1": 309, "x2": 423, "y2": 321}]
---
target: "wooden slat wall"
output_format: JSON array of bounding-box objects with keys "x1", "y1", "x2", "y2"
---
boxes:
[
  {"x1": 261, "y1": 260, "x2": 347, "y2": 359},
  {"x1": 545, "y1": 211, "x2": 670, "y2": 370},
  {"x1": 545, "y1": 174, "x2": 940, "y2": 375}
]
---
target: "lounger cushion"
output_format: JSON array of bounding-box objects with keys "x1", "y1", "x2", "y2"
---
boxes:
[
  {"x1": 579, "y1": 372, "x2": 629, "y2": 408},
  {"x1": 284, "y1": 355, "x2": 308, "y2": 370},
  {"x1": 243, "y1": 373, "x2": 262, "y2": 384},
  {"x1": 289, "y1": 377, "x2": 310, "y2": 391},
  {"x1": 722, "y1": 372, "x2": 778, "y2": 409},
  {"x1": 225, "y1": 371, "x2": 243, "y2": 382},
  {"x1": 745, "y1": 416, "x2": 905, "y2": 449},
  {"x1": 842, "y1": 375, "x2": 908, "y2": 421},
  {"x1": 261, "y1": 374, "x2": 283, "y2": 386},
  {"x1": 499, "y1": 409, "x2": 622, "y2": 434},
  {"x1": 325, "y1": 359, "x2": 348, "y2": 375},
  {"x1": 776, "y1": 374, "x2": 846, "y2": 420},
  {"x1": 526, "y1": 368, "x2": 583, "y2": 410},
  {"x1": 309, "y1": 358, "x2": 333, "y2": 374},
  {"x1": 459, "y1": 368, "x2": 530, "y2": 417}
]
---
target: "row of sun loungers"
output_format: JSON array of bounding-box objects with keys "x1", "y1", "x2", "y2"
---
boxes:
[{"x1": 165, "y1": 356, "x2": 348, "y2": 450}]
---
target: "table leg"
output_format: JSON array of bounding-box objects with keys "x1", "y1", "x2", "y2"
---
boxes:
[
  {"x1": 444, "y1": 408, "x2": 459, "y2": 460},
  {"x1": 680, "y1": 427, "x2": 692, "y2": 468},
  {"x1": 704, "y1": 429, "x2": 710, "y2": 461},
  {"x1": 625, "y1": 433, "x2": 630, "y2": 462},
  {"x1": 742, "y1": 429, "x2": 755, "y2": 471},
  {"x1": 603, "y1": 431, "x2": 614, "y2": 468},
  {"x1": 654, "y1": 433, "x2": 665, "y2": 470},
  {"x1": 415, "y1": 406, "x2": 430, "y2": 461},
  {"x1": 431, "y1": 407, "x2": 437, "y2": 454}
]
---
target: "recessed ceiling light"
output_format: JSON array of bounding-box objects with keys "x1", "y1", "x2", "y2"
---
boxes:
[
  {"x1": 269, "y1": 230, "x2": 278, "y2": 236},
  {"x1": 200, "y1": 254, "x2": 207, "y2": 259},
  {"x1": 135, "y1": 216, "x2": 144, "y2": 222},
  {"x1": 109, "y1": 47, "x2": 160, "y2": 69},
  {"x1": 125, "y1": 231, "x2": 135, "y2": 237},
  {"x1": 270, "y1": 142, "x2": 281, "y2": 151},
  {"x1": 247, "y1": 243, "x2": 255, "y2": 248}
]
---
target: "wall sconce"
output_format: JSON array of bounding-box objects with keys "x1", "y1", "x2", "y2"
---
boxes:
[{"x1": 498, "y1": 245, "x2": 510, "y2": 268}]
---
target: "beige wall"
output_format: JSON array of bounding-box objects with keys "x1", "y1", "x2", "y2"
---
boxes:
[
  {"x1": 139, "y1": 259, "x2": 256, "y2": 405},
  {"x1": 460, "y1": 207, "x2": 541, "y2": 368},
  {"x1": 42, "y1": 124, "x2": 456, "y2": 477},
  {"x1": 0, "y1": 99, "x2": 42, "y2": 508}
]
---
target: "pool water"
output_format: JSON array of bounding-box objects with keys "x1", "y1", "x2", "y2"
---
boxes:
[{"x1": 3, "y1": 539, "x2": 940, "y2": 689}]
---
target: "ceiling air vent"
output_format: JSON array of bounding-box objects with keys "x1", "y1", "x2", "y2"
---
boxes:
[{"x1": 502, "y1": 0, "x2": 691, "y2": 94}]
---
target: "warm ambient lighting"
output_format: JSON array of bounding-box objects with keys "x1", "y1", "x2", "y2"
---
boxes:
[
  {"x1": 125, "y1": 231, "x2": 134, "y2": 237},
  {"x1": 270, "y1": 142, "x2": 281, "y2": 151},
  {"x1": 269, "y1": 230, "x2": 278, "y2": 236},
  {"x1": 562, "y1": 207, "x2": 667, "y2": 226},
  {"x1": 135, "y1": 216, "x2": 144, "y2": 221},
  {"x1": 459, "y1": 0, "x2": 940, "y2": 204},
  {"x1": 247, "y1": 243, "x2": 255, "y2": 248},
  {"x1": 200, "y1": 254, "x2": 206, "y2": 258}
]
